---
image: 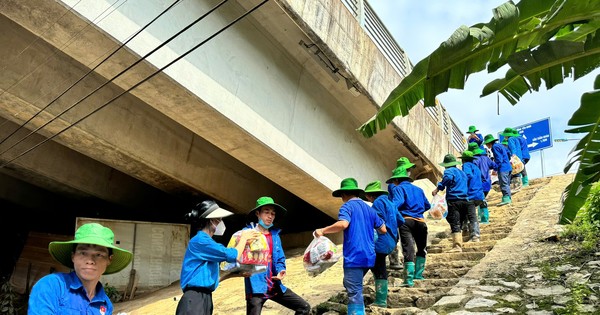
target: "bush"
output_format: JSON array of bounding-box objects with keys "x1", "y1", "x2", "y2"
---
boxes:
[
  {"x1": 104, "y1": 283, "x2": 123, "y2": 303},
  {"x1": 0, "y1": 278, "x2": 23, "y2": 315},
  {"x1": 562, "y1": 181, "x2": 600, "y2": 252}
]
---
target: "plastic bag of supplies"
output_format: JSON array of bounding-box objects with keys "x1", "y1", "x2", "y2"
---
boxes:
[
  {"x1": 302, "y1": 234, "x2": 341, "y2": 276},
  {"x1": 510, "y1": 155, "x2": 524, "y2": 175},
  {"x1": 428, "y1": 194, "x2": 448, "y2": 220},
  {"x1": 220, "y1": 228, "x2": 270, "y2": 275}
]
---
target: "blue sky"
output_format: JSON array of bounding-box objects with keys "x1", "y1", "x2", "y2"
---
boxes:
[{"x1": 368, "y1": 0, "x2": 598, "y2": 179}]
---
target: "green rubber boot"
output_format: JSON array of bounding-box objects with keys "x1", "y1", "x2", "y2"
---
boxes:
[
  {"x1": 522, "y1": 175, "x2": 529, "y2": 187},
  {"x1": 347, "y1": 303, "x2": 365, "y2": 315},
  {"x1": 373, "y1": 279, "x2": 388, "y2": 307},
  {"x1": 480, "y1": 207, "x2": 490, "y2": 224},
  {"x1": 401, "y1": 262, "x2": 415, "y2": 287},
  {"x1": 498, "y1": 195, "x2": 512, "y2": 206},
  {"x1": 414, "y1": 256, "x2": 426, "y2": 280}
]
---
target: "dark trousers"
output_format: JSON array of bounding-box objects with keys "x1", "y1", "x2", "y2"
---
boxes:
[
  {"x1": 176, "y1": 289, "x2": 213, "y2": 315},
  {"x1": 399, "y1": 219, "x2": 428, "y2": 263},
  {"x1": 369, "y1": 253, "x2": 388, "y2": 279},
  {"x1": 246, "y1": 288, "x2": 310, "y2": 315},
  {"x1": 446, "y1": 199, "x2": 471, "y2": 233}
]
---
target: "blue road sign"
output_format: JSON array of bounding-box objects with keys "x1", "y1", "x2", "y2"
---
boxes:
[{"x1": 502, "y1": 118, "x2": 552, "y2": 152}]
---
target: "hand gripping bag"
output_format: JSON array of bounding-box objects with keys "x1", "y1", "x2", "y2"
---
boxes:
[
  {"x1": 302, "y1": 234, "x2": 341, "y2": 277},
  {"x1": 427, "y1": 194, "x2": 448, "y2": 220}
]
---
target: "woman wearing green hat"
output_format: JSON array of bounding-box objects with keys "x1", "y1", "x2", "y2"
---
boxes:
[
  {"x1": 28, "y1": 222, "x2": 133, "y2": 315},
  {"x1": 244, "y1": 196, "x2": 310, "y2": 314}
]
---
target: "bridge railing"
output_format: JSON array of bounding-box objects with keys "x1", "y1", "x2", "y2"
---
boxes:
[{"x1": 340, "y1": 0, "x2": 465, "y2": 153}]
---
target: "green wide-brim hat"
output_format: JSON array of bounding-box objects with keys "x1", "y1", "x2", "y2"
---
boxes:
[
  {"x1": 439, "y1": 154, "x2": 461, "y2": 167},
  {"x1": 501, "y1": 138, "x2": 508, "y2": 145},
  {"x1": 332, "y1": 177, "x2": 364, "y2": 197},
  {"x1": 48, "y1": 223, "x2": 133, "y2": 275},
  {"x1": 510, "y1": 128, "x2": 520, "y2": 137},
  {"x1": 458, "y1": 150, "x2": 475, "y2": 160},
  {"x1": 386, "y1": 167, "x2": 413, "y2": 183},
  {"x1": 364, "y1": 180, "x2": 389, "y2": 195},
  {"x1": 395, "y1": 157, "x2": 415, "y2": 170},
  {"x1": 466, "y1": 125, "x2": 479, "y2": 133},
  {"x1": 501, "y1": 127, "x2": 514, "y2": 137},
  {"x1": 247, "y1": 196, "x2": 287, "y2": 221},
  {"x1": 483, "y1": 134, "x2": 498, "y2": 144}
]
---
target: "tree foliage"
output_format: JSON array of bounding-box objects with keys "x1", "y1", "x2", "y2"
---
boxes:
[{"x1": 357, "y1": 0, "x2": 600, "y2": 223}]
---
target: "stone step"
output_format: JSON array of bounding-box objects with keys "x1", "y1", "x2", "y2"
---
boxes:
[
  {"x1": 427, "y1": 252, "x2": 485, "y2": 262},
  {"x1": 388, "y1": 266, "x2": 470, "y2": 279},
  {"x1": 384, "y1": 278, "x2": 459, "y2": 289},
  {"x1": 428, "y1": 243, "x2": 494, "y2": 254}
]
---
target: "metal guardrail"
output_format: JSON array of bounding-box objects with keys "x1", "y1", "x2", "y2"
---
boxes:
[{"x1": 340, "y1": 0, "x2": 465, "y2": 153}]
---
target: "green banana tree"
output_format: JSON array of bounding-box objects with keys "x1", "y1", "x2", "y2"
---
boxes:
[{"x1": 357, "y1": 0, "x2": 600, "y2": 223}]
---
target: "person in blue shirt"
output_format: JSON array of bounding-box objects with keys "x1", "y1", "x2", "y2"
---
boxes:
[
  {"x1": 458, "y1": 151, "x2": 483, "y2": 242},
  {"x1": 484, "y1": 134, "x2": 513, "y2": 206},
  {"x1": 244, "y1": 196, "x2": 310, "y2": 314},
  {"x1": 432, "y1": 154, "x2": 469, "y2": 253},
  {"x1": 466, "y1": 125, "x2": 485, "y2": 151},
  {"x1": 387, "y1": 157, "x2": 415, "y2": 270},
  {"x1": 387, "y1": 167, "x2": 431, "y2": 287},
  {"x1": 468, "y1": 142, "x2": 497, "y2": 224},
  {"x1": 502, "y1": 127, "x2": 524, "y2": 182},
  {"x1": 315, "y1": 178, "x2": 386, "y2": 315},
  {"x1": 363, "y1": 180, "x2": 398, "y2": 307},
  {"x1": 28, "y1": 223, "x2": 133, "y2": 315},
  {"x1": 177, "y1": 200, "x2": 260, "y2": 315},
  {"x1": 512, "y1": 128, "x2": 531, "y2": 187}
]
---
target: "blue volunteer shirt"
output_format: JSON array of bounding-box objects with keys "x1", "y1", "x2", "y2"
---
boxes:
[
  {"x1": 372, "y1": 195, "x2": 398, "y2": 254},
  {"x1": 462, "y1": 161, "x2": 485, "y2": 201},
  {"x1": 437, "y1": 167, "x2": 469, "y2": 201},
  {"x1": 28, "y1": 271, "x2": 112, "y2": 315},
  {"x1": 179, "y1": 231, "x2": 238, "y2": 292},
  {"x1": 491, "y1": 142, "x2": 512, "y2": 173},
  {"x1": 473, "y1": 154, "x2": 497, "y2": 192},
  {"x1": 338, "y1": 198, "x2": 384, "y2": 268},
  {"x1": 469, "y1": 132, "x2": 485, "y2": 151},
  {"x1": 518, "y1": 136, "x2": 530, "y2": 161},
  {"x1": 390, "y1": 181, "x2": 431, "y2": 219},
  {"x1": 507, "y1": 137, "x2": 523, "y2": 160}
]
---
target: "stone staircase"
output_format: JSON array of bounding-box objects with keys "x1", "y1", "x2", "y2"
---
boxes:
[{"x1": 313, "y1": 177, "x2": 550, "y2": 315}]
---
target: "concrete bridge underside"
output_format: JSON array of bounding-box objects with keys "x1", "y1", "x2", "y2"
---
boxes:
[{"x1": 0, "y1": 0, "x2": 455, "y2": 246}]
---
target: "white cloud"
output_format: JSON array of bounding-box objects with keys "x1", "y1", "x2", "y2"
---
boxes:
[{"x1": 367, "y1": 0, "x2": 597, "y2": 179}]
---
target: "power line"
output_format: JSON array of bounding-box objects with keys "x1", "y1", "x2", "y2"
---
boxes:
[
  {"x1": 0, "y1": 0, "x2": 270, "y2": 168},
  {"x1": 0, "y1": 0, "x2": 183, "y2": 146}
]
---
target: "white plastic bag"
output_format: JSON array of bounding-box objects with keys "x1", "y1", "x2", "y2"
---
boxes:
[
  {"x1": 428, "y1": 194, "x2": 448, "y2": 220},
  {"x1": 510, "y1": 155, "x2": 524, "y2": 174},
  {"x1": 302, "y1": 234, "x2": 341, "y2": 276}
]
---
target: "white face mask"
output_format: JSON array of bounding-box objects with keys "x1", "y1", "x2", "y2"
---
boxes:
[{"x1": 212, "y1": 220, "x2": 226, "y2": 236}]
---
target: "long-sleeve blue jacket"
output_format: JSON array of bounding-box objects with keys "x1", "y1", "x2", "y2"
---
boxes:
[
  {"x1": 389, "y1": 181, "x2": 431, "y2": 219},
  {"x1": 462, "y1": 161, "x2": 485, "y2": 201},
  {"x1": 518, "y1": 136, "x2": 530, "y2": 161},
  {"x1": 491, "y1": 142, "x2": 512, "y2": 173},
  {"x1": 372, "y1": 195, "x2": 398, "y2": 254},
  {"x1": 473, "y1": 154, "x2": 497, "y2": 192},
  {"x1": 244, "y1": 227, "x2": 288, "y2": 295},
  {"x1": 507, "y1": 137, "x2": 523, "y2": 160},
  {"x1": 437, "y1": 167, "x2": 468, "y2": 201}
]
